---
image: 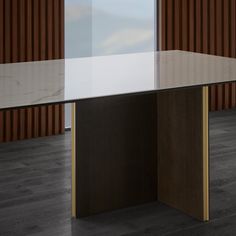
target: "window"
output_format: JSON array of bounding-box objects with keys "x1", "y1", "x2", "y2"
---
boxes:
[{"x1": 65, "y1": 0, "x2": 157, "y2": 58}]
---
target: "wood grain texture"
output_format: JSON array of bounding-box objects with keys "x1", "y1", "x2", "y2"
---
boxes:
[
  {"x1": 223, "y1": 0, "x2": 230, "y2": 109},
  {"x1": 19, "y1": 109, "x2": 26, "y2": 140},
  {"x1": 54, "y1": 105, "x2": 60, "y2": 135},
  {"x1": 47, "y1": 106, "x2": 53, "y2": 136},
  {"x1": 0, "y1": 0, "x2": 65, "y2": 142},
  {"x1": 174, "y1": 0, "x2": 181, "y2": 49},
  {"x1": 195, "y1": 0, "x2": 202, "y2": 53},
  {"x1": 216, "y1": 0, "x2": 223, "y2": 110},
  {"x1": 0, "y1": 0, "x2": 3, "y2": 63},
  {"x1": 5, "y1": 111, "x2": 11, "y2": 142},
  {"x1": 26, "y1": 0, "x2": 33, "y2": 61},
  {"x1": 75, "y1": 95, "x2": 158, "y2": 217},
  {"x1": 230, "y1": 0, "x2": 236, "y2": 108},
  {"x1": 161, "y1": 0, "x2": 236, "y2": 111},
  {"x1": 209, "y1": 0, "x2": 216, "y2": 111},
  {"x1": 157, "y1": 87, "x2": 209, "y2": 221},
  {"x1": 4, "y1": 0, "x2": 11, "y2": 63},
  {"x1": 182, "y1": 0, "x2": 188, "y2": 51},
  {"x1": 167, "y1": 0, "x2": 174, "y2": 50},
  {"x1": 26, "y1": 108, "x2": 33, "y2": 139},
  {"x1": 161, "y1": 0, "x2": 167, "y2": 50},
  {"x1": 12, "y1": 110, "x2": 19, "y2": 141},
  {"x1": 0, "y1": 111, "x2": 3, "y2": 142},
  {"x1": 189, "y1": 0, "x2": 195, "y2": 52}
]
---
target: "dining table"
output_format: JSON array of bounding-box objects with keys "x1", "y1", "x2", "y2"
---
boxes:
[{"x1": 1, "y1": 50, "x2": 236, "y2": 221}]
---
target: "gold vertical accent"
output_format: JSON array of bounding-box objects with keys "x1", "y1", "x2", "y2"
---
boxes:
[
  {"x1": 71, "y1": 103, "x2": 76, "y2": 218},
  {"x1": 203, "y1": 86, "x2": 209, "y2": 221}
]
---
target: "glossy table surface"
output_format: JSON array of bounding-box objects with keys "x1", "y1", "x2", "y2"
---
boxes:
[{"x1": 0, "y1": 50, "x2": 236, "y2": 110}]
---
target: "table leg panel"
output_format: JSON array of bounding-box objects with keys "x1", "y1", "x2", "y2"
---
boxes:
[
  {"x1": 72, "y1": 95, "x2": 158, "y2": 218},
  {"x1": 157, "y1": 87, "x2": 209, "y2": 221}
]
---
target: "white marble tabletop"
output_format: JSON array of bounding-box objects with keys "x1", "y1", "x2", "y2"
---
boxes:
[{"x1": 0, "y1": 50, "x2": 236, "y2": 110}]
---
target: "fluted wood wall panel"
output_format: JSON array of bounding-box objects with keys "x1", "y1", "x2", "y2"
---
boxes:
[
  {"x1": 0, "y1": 0, "x2": 65, "y2": 142},
  {"x1": 161, "y1": 0, "x2": 236, "y2": 111}
]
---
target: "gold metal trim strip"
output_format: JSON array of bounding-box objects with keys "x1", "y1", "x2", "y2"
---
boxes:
[
  {"x1": 203, "y1": 86, "x2": 209, "y2": 221},
  {"x1": 71, "y1": 103, "x2": 76, "y2": 218}
]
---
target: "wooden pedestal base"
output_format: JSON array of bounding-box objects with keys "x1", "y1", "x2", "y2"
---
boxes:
[
  {"x1": 157, "y1": 87, "x2": 209, "y2": 221},
  {"x1": 72, "y1": 95, "x2": 158, "y2": 217},
  {"x1": 71, "y1": 87, "x2": 209, "y2": 221}
]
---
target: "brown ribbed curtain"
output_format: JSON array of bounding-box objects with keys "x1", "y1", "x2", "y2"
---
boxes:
[
  {"x1": 0, "y1": 0, "x2": 65, "y2": 142},
  {"x1": 161, "y1": 0, "x2": 236, "y2": 111}
]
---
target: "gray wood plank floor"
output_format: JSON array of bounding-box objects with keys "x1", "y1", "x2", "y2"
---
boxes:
[{"x1": 0, "y1": 110, "x2": 236, "y2": 236}]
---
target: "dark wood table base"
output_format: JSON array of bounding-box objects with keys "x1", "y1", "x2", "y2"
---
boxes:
[{"x1": 71, "y1": 87, "x2": 209, "y2": 221}]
